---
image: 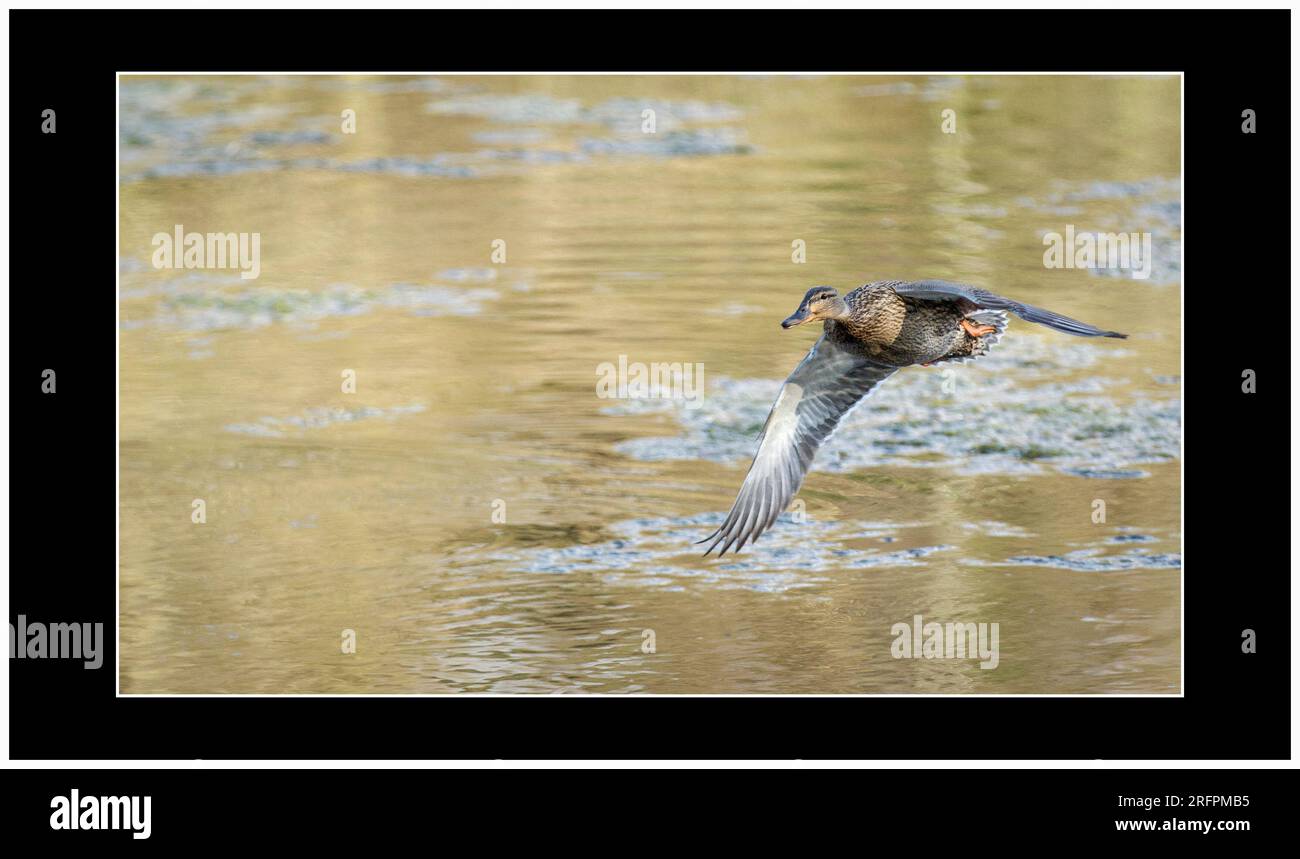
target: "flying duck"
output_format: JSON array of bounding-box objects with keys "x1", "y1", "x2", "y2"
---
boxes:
[{"x1": 699, "y1": 279, "x2": 1127, "y2": 556}]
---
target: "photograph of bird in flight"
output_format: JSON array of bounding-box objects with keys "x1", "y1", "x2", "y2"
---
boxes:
[{"x1": 113, "y1": 69, "x2": 1180, "y2": 698}]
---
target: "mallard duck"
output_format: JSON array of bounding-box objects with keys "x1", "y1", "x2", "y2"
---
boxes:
[{"x1": 699, "y1": 279, "x2": 1127, "y2": 556}]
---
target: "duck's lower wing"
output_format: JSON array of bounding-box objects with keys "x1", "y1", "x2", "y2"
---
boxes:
[
  {"x1": 699, "y1": 335, "x2": 897, "y2": 556},
  {"x1": 892, "y1": 279, "x2": 1127, "y2": 339}
]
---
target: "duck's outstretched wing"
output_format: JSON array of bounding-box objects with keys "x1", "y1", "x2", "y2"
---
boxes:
[
  {"x1": 699, "y1": 335, "x2": 897, "y2": 556},
  {"x1": 892, "y1": 279, "x2": 1127, "y2": 339}
]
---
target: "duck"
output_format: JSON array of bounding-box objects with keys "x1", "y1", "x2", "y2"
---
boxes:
[{"x1": 699, "y1": 279, "x2": 1127, "y2": 556}]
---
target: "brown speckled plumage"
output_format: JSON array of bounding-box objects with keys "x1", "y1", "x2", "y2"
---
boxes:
[
  {"x1": 835, "y1": 280, "x2": 990, "y2": 366},
  {"x1": 699, "y1": 279, "x2": 1127, "y2": 556}
]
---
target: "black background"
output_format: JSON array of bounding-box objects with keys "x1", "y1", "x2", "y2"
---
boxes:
[{"x1": 5, "y1": 6, "x2": 1290, "y2": 783}]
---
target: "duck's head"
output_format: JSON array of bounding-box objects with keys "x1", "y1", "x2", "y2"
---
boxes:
[{"x1": 781, "y1": 286, "x2": 848, "y2": 329}]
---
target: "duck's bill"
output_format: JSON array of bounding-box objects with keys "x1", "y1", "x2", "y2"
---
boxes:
[{"x1": 781, "y1": 309, "x2": 811, "y2": 328}]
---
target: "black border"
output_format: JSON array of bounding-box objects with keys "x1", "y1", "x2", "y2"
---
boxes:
[{"x1": 8, "y1": 9, "x2": 1290, "y2": 761}]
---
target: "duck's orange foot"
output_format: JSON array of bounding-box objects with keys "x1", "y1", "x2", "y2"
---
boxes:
[{"x1": 960, "y1": 318, "x2": 996, "y2": 337}]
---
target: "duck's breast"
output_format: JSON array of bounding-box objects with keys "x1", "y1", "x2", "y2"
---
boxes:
[{"x1": 843, "y1": 287, "x2": 908, "y2": 345}]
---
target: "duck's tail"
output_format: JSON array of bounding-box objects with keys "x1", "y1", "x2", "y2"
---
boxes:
[
  {"x1": 966, "y1": 309, "x2": 1008, "y2": 356},
  {"x1": 931, "y1": 310, "x2": 1008, "y2": 366}
]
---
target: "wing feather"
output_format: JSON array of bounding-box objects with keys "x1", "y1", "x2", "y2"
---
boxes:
[
  {"x1": 892, "y1": 279, "x2": 1127, "y2": 339},
  {"x1": 700, "y1": 334, "x2": 896, "y2": 556}
]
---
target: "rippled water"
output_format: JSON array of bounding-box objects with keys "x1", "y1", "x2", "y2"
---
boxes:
[{"x1": 119, "y1": 74, "x2": 1181, "y2": 693}]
